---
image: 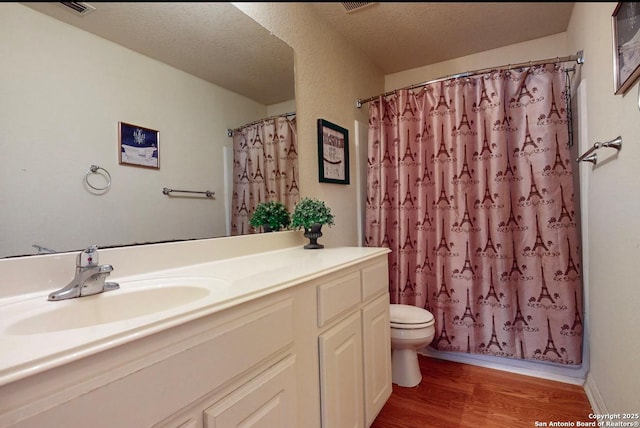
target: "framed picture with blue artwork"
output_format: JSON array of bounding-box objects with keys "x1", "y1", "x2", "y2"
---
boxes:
[
  {"x1": 118, "y1": 121, "x2": 160, "y2": 169},
  {"x1": 317, "y1": 119, "x2": 349, "y2": 184}
]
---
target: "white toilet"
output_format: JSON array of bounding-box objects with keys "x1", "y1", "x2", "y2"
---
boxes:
[{"x1": 389, "y1": 304, "x2": 436, "y2": 387}]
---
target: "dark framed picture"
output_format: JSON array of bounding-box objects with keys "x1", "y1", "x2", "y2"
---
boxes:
[
  {"x1": 612, "y1": 2, "x2": 640, "y2": 95},
  {"x1": 118, "y1": 121, "x2": 160, "y2": 169},
  {"x1": 317, "y1": 119, "x2": 349, "y2": 184}
]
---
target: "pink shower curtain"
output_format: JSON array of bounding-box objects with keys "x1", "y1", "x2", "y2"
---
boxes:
[
  {"x1": 365, "y1": 64, "x2": 583, "y2": 364},
  {"x1": 231, "y1": 115, "x2": 299, "y2": 235}
]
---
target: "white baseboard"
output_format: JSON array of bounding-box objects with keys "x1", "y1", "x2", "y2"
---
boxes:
[
  {"x1": 421, "y1": 348, "x2": 606, "y2": 412},
  {"x1": 420, "y1": 348, "x2": 586, "y2": 386},
  {"x1": 584, "y1": 373, "x2": 606, "y2": 414}
]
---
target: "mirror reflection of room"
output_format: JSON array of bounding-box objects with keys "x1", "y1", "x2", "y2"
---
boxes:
[
  {"x1": 0, "y1": 3, "x2": 296, "y2": 258},
  {"x1": 229, "y1": 113, "x2": 299, "y2": 236}
]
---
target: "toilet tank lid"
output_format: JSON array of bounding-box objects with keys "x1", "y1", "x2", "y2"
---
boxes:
[{"x1": 390, "y1": 304, "x2": 434, "y2": 324}]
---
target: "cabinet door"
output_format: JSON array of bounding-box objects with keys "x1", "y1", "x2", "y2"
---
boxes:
[
  {"x1": 362, "y1": 293, "x2": 392, "y2": 426},
  {"x1": 203, "y1": 356, "x2": 297, "y2": 428},
  {"x1": 318, "y1": 312, "x2": 364, "y2": 428}
]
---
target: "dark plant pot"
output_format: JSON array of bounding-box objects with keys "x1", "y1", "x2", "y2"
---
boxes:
[
  {"x1": 303, "y1": 223, "x2": 324, "y2": 249},
  {"x1": 263, "y1": 224, "x2": 274, "y2": 233}
]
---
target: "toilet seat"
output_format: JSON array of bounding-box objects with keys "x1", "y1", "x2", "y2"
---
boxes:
[{"x1": 390, "y1": 304, "x2": 434, "y2": 329}]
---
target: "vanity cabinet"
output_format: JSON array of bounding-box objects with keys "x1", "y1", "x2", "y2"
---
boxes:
[
  {"x1": 149, "y1": 296, "x2": 298, "y2": 428},
  {"x1": 361, "y1": 264, "x2": 393, "y2": 427},
  {"x1": 319, "y1": 312, "x2": 365, "y2": 427},
  {"x1": 202, "y1": 355, "x2": 297, "y2": 427},
  {"x1": 316, "y1": 260, "x2": 392, "y2": 428},
  {"x1": 2, "y1": 249, "x2": 390, "y2": 428},
  {"x1": 158, "y1": 355, "x2": 297, "y2": 428},
  {"x1": 8, "y1": 294, "x2": 297, "y2": 428}
]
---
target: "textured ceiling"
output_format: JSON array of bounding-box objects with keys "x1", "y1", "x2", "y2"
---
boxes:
[
  {"x1": 310, "y1": 2, "x2": 575, "y2": 74},
  {"x1": 22, "y1": 2, "x2": 575, "y2": 105},
  {"x1": 22, "y1": 2, "x2": 295, "y2": 105}
]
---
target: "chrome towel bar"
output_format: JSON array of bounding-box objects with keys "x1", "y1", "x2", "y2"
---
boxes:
[
  {"x1": 162, "y1": 187, "x2": 215, "y2": 198},
  {"x1": 576, "y1": 136, "x2": 622, "y2": 165}
]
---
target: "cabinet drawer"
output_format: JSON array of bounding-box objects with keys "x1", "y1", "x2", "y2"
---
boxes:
[
  {"x1": 317, "y1": 271, "x2": 361, "y2": 327},
  {"x1": 176, "y1": 419, "x2": 198, "y2": 428},
  {"x1": 215, "y1": 299, "x2": 294, "y2": 382},
  {"x1": 361, "y1": 261, "x2": 388, "y2": 302},
  {"x1": 204, "y1": 356, "x2": 297, "y2": 428}
]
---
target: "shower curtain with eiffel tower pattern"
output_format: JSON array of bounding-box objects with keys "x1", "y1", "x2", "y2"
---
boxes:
[
  {"x1": 365, "y1": 64, "x2": 583, "y2": 364},
  {"x1": 231, "y1": 115, "x2": 299, "y2": 235}
]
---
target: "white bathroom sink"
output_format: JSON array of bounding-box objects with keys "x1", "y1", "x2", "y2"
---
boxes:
[{"x1": 6, "y1": 277, "x2": 225, "y2": 335}]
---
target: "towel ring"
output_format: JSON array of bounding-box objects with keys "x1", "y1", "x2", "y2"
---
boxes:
[{"x1": 85, "y1": 164, "x2": 111, "y2": 191}]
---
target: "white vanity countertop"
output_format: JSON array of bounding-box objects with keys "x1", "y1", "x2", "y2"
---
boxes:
[{"x1": 0, "y1": 245, "x2": 389, "y2": 387}]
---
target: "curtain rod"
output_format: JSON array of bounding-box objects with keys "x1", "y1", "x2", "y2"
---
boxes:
[
  {"x1": 356, "y1": 50, "x2": 584, "y2": 108},
  {"x1": 227, "y1": 111, "x2": 296, "y2": 137}
]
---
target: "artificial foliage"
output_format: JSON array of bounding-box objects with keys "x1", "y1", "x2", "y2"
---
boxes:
[
  {"x1": 249, "y1": 201, "x2": 291, "y2": 231},
  {"x1": 290, "y1": 197, "x2": 335, "y2": 230}
]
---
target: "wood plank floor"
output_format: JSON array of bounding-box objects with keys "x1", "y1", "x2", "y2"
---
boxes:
[{"x1": 371, "y1": 355, "x2": 593, "y2": 428}]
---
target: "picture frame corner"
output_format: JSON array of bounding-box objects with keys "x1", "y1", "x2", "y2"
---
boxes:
[{"x1": 612, "y1": 1, "x2": 640, "y2": 95}]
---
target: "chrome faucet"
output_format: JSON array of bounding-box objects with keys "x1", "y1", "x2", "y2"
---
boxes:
[{"x1": 48, "y1": 245, "x2": 120, "y2": 301}]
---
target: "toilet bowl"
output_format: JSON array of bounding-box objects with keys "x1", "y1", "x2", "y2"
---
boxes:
[{"x1": 390, "y1": 304, "x2": 435, "y2": 387}]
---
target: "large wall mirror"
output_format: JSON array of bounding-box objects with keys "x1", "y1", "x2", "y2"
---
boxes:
[{"x1": 0, "y1": 3, "x2": 296, "y2": 258}]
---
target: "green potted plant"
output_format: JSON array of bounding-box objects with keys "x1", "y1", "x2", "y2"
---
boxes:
[
  {"x1": 290, "y1": 197, "x2": 335, "y2": 249},
  {"x1": 249, "y1": 201, "x2": 291, "y2": 232}
]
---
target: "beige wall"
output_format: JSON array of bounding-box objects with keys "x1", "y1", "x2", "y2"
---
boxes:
[
  {"x1": 238, "y1": 1, "x2": 640, "y2": 415},
  {"x1": 385, "y1": 33, "x2": 568, "y2": 91},
  {"x1": 234, "y1": 3, "x2": 385, "y2": 248},
  {"x1": 0, "y1": 4, "x2": 270, "y2": 257},
  {"x1": 567, "y1": 2, "x2": 640, "y2": 415}
]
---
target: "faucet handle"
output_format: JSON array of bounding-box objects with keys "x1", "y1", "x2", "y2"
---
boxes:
[{"x1": 77, "y1": 244, "x2": 99, "y2": 267}]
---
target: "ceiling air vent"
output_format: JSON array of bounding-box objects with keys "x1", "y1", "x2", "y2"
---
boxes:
[
  {"x1": 60, "y1": 2, "x2": 96, "y2": 16},
  {"x1": 341, "y1": 2, "x2": 376, "y2": 13}
]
